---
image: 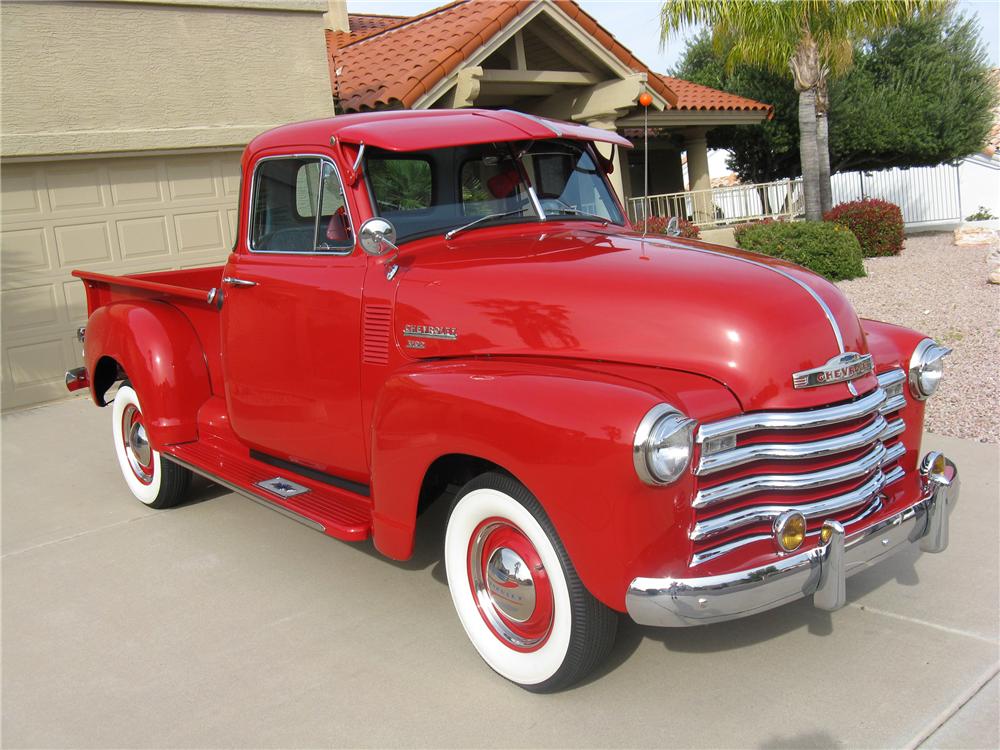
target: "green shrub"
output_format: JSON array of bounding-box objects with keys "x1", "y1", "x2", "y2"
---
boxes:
[
  {"x1": 824, "y1": 199, "x2": 904, "y2": 257},
  {"x1": 732, "y1": 217, "x2": 784, "y2": 245},
  {"x1": 965, "y1": 206, "x2": 997, "y2": 221},
  {"x1": 734, "y1": 220, "x2": 866, "y2": 281}
]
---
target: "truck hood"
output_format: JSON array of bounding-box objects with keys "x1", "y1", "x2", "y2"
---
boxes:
[{"x1": 392, "y1": 224, "x2": 876, "y2": 411}]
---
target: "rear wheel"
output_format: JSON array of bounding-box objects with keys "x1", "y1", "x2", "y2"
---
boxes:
[
  {"x1": 111, "y1": 383, "x2": 190, "y2": 509},
  {"x1": 444, "y1": 472, "x2": 617, "y2": 692}
]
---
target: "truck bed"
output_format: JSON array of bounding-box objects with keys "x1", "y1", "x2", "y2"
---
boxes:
[
  {"x1": 73, "y1": 266, "x2": 224, "y2": 307},
  {"x1": 74, "y1": 265, "x2": 227, "y2": 395}
]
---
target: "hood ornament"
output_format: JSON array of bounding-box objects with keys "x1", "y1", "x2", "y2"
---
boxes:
[{"x1": 793, "y1": 352, "x2": 873, "y2": 389}]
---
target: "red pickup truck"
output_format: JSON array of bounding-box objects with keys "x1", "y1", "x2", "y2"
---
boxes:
[{"x1": 67, "y1": 109, "x2": 958, "y2": 691}]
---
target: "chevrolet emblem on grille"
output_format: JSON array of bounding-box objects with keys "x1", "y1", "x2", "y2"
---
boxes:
[{"x1": 793, "y1": 352, "x2": 873, "y2": 389}]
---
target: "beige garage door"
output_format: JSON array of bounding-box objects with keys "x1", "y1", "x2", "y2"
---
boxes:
[{"x1": 1, "y1": 151, "x2": 241, "y2": 410}]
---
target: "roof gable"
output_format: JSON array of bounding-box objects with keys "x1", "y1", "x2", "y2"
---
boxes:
[
  {"x1": 329, "y1": 1, "x2": 530, "y2": 112},
  {"x1": 328, "y1": 0, "x2": 678, "y2": 113},
  {"x1": 326, "y1": 0, "x2": 770, "y2": 119}
]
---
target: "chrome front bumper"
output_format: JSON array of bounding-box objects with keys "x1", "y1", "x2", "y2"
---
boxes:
[{"x1": 626, "y1": 452, "x2": 959, "y2": 627}]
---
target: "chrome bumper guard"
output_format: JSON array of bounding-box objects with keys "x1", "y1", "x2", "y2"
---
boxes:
[
  {"x1": 626, "y1": 452, "x2": 959, "y2": 627},
  {"x1": 65, "y1": 366, "x2": 89, "y2": 393}
]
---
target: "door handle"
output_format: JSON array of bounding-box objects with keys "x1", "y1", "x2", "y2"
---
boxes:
[{"x1": 222, "y1": 276, "x2": 257, "y2": 287}]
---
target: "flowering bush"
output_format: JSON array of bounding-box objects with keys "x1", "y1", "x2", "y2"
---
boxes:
[
  {"x1": 735, "y1": 220, "x2": 866, "y2": 281},
  {"x1": 644, "y1": 215, "x2": 701, "y2": 239},
  {"x1": 824, "y1": 199, "x2": 904, "y2": 257}
]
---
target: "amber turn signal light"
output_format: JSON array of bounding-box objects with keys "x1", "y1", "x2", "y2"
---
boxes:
[
  {"x1": 820, "y1": 524, "x2": 833, "y2": 544},
  {"x1": 774, "y1": 511, "x2": 807, "y2": 552}
]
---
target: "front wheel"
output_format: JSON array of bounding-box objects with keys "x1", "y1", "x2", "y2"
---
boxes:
[
  {"x1": 111, "y1": 383, "x2": 190, "y2": 509},
  {"x1": 444, "y1": 472, "x2": 617, "y2": 692}
]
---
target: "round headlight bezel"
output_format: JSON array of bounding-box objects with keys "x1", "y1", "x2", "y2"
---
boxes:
[
  {"x1": 908, "y1": 338, "x2": 951, "y2": 400},
  {"x1": 633, "y1": 404, "x2": 696, "y2": 486}
]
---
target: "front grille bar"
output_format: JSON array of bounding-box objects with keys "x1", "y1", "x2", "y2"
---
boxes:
[
  {"x1": 691, "y1": 465, "x2": 904, "y2": 543},
  {"x1": 690, "y1": 370, "x2": 909, "y2": 565},
  {"x1": 694, "y1": 443, "x2": 887, "y2": 509},
  {"x1": 697, "y1": 387, "x2": 887, "y2": 445},
  {"x1": 696, "y1": 414, "x2": 890, "y2": 476},
  {"x1": 690, "y1": 482, "x2": 891, "y2": 567}
]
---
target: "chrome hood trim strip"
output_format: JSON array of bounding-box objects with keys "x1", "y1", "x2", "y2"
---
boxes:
[{"x1": 640, "y1": 237, "x2": 854, "y2": 387}]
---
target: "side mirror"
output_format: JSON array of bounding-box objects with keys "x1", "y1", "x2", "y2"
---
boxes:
[
  {"x1": 666, "y1": 216, "x2": 681, "y2": 237},
  {"x1": 359, "y1": 217, "x2": 398, "y2": 256}
]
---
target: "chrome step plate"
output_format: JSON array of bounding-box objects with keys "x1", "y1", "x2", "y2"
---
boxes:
[{"x1": 256, "y1": 477, "x2": 310, "y2": 499}]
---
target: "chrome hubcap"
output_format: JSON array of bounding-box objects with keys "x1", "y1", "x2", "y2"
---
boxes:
[
  {"x1": 128, "y1": 421, "x2": 151, "y2": 468},
  {"x1": 122, "y1": 404, "x2": 153, "y2": 483},
  {"x1": 468, "y1": 519, "x2": 553, "y2": 650},
  {"x1": 485, "y1": 547, "x2": 535, "y2": 623}
]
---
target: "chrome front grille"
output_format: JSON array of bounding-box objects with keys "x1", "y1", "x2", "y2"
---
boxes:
[{"x1": 691, "y1": 369, "x2": 908, "y2": 566}]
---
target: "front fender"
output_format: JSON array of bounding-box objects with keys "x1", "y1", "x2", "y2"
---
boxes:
[
  {"x1": 862, "y1": 317, "x2": 931, "y2": 473},
  {"x1": 84, "y1": 300, "x2": 212, "y2": 447},
  {"x1": 862, "y1": 317, "x2": 927, "y2": 372},
  {"x1": 370, "y1": 358, "x2": 739, "y2": 611}
]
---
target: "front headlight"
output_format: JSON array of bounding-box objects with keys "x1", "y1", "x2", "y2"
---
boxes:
[
  {"x1": 908, "y1": 338, "x2": 952, "y2": 400},
  {"x1": 633, "y1": 404, "x2": 696, "y2": 486}
]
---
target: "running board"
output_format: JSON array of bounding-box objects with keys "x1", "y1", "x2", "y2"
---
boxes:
[{"x1": 163, "y1": 439, "x2": 372, "y2": 541}]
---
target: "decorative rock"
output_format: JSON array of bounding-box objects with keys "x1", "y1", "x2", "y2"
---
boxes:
[
  {"x1": 954, "y1": 226, "x2": 996, "y2": 245},
  {"x1": 988, "y1": 235, "x2": 1000, "y2": 284}
]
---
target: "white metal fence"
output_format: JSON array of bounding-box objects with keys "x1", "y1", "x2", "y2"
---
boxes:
[
  {"x1": 628, "y1": 159, "x2": 974, "y2": 228},
  {"x1": 627, "y1": 178, "x2": 803, "y2": 227},
  {"x1": 831, "y1": 163, "x2": 962, "y2": 226}
]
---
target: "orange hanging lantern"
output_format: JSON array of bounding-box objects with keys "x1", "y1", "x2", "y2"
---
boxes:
[{"x1": 638, "y1": 91, "x2": 653, "y2": 235}]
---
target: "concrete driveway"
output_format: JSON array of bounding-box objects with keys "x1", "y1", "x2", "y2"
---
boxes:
[{"x1": 3, "y1": 397, "x2": 998, "y2": 749}]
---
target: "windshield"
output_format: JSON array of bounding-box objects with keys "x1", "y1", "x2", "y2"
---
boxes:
[{"x1": 364, "y1": 139, "x2": 624, "y2": 242}]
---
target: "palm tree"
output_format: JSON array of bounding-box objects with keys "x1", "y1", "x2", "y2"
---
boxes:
[{"x1": 660, "y1": 0, "x2": 936, "y2": 220}]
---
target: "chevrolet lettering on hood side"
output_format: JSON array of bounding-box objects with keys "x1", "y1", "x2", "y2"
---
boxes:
[{"x1": 67, "y1": 110, "x2": 958, "y2": 692}]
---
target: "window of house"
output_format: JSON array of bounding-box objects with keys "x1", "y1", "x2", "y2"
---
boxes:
[{"x1": 250, "y1": 157, "x2": 353, "y2": 253}]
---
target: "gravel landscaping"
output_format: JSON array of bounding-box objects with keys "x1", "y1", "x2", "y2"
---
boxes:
[{"x1": 837, "y1": 231, "x2": 1000, "y2": 443}]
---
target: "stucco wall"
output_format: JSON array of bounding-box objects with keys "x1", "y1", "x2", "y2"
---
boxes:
[{"x1": 1, "y1": 0, "x2": 332, "y2": 157}]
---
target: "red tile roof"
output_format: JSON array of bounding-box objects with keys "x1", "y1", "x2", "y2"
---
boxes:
[
  {"x1": 658, "y1": 75, "x2": 772, "y2": 114},
  {"x1": 327, "y1": 0, "x2": 678, "y2": 112},
  {"x1": 326, "y1": 1, "x2": 769, "y2": 118},
  {"x1": 328, "y1": 1, "x2": 531, "y2": 111},
  {"x1": 349, "y1": 13, "x2": 407, "y2": 39},
  {"x1": 327, "y1": 12, "x2": 409, "y2": 55}
]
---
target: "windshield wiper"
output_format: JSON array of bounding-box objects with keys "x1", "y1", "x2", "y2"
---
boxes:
[
  {"x1": 444, "y1": 206, "x2": 535, "y2": 240},
  {"x1": 550, "y1": 206, "x2": 611, "y2": 225}
]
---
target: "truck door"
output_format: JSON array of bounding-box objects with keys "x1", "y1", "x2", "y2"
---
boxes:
[{"x1": 220, "y1": 153, "x2": 370, "y2": 485}]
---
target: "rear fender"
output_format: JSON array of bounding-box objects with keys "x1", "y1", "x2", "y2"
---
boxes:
[
  {"x1": 370, "y1": 359, "x2": 737, "y2": 611},
  {"x1": 83, "y1": 300, "x2": 212, "y2": 447}
]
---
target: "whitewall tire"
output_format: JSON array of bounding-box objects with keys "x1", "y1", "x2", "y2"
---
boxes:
[
  {"x1": 444, "y1": 472, "x2": 617, "y2": 692},
  {"x1": 111, "y1": 383, "x2": 190, "y2": 509}
]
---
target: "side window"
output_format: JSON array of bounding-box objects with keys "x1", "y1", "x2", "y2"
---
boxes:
[
  {"x1": 367, "y1": 157, "x2": 432, "y2": 213},
  {"x1": 250, "y1": 157, "x2": 353, "y2": 253}
]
